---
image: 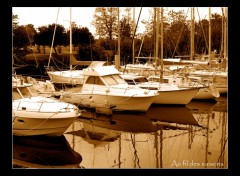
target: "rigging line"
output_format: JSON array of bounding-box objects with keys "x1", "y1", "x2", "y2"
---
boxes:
[
  {"x1": 24, "y1": 27, "x2": 39, "y2": 68},
  {"x1": 137, "y1": 9, "x2": 153, "y2": 60},
  {"x1": 48, "y1": 7, "x2": 60, "y2": 68},
  {"x1": 128, "y1": 7, "x2": 142, "y2": 63},
  {"x1": 171, "y1": 8, "x2": 190, "y2": 58},
  {"x1": 196, "y1": 8, "x2": 208, "y2": 53}
]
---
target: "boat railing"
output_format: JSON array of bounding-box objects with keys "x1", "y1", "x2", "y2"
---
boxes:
[{"x1": 13, "y1": 100, "x2": 74, "y2": 113}]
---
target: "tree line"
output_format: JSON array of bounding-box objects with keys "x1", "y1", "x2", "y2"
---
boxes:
[{"x1": 13, "y1": 7, "x2": 226, "y2": 65}]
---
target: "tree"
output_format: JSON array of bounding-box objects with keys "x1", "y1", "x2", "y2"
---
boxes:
[
  {"x1": 13, "y1": 25, "x2": 31, "y2": 57},
  {"x1": 34, "y1": 24, "x2": 66, "y2": 54},
  {"x1": 91, "y1": 7, "x2": 118, "y2": 39},
  {"x1": 13, "y1": 14, "x2": 31, "y2": 50},
  {"x1": 12, "y1": 14, "x2": 19, "y2": 30},
  {"x1": 210, "y1": 13, "x2": 223, "y2": 54},
  {"x1": 70, "y1": 26, "x2": 94, "y2": 47},
  {"x1": 24, "y1": 24, "x2": 37, "y2": 46}
]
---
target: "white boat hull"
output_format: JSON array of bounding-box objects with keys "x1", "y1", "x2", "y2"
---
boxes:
[
  {"x1": 47, "y1": 70, "x2": 84, "y2": 85},
  {"x1": 153, "y1": 88, "x2": 199, "y2": 105},
  {"x1": 60, "y1": 93, "x2": 156, "y2": 112},
  {"x1": 12, "y1": 98, "x2": 80, "y2": 136},
  {"x1": 193, "y1": 85, "x2": 220, "y2": 100},
  {"x1": 13, "y1": 113, "x2": 79, "y2": 136}
]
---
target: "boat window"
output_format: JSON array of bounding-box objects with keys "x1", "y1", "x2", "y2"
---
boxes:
[
  {"x1": 102, "y1": 75, "x2": 118, "y2": 86},
  {"x1": 135, "y1": 77, "x2": 148, "y2": 83},
  {"x1": 148, "y1": 77, "x2": 159, "y2": 82},
  {"x1": 112, "y1": 74, "x2": 126, "y2": 84},
  {"x1": 85, "y1": 76, "x2": 105, "y2": 85},
  {"x1": 102, "y1": 74, "x2": 126, "y2": 86},
  {"x1": 12, "y1": 89, "x2": 22, "y2": 100},
  {"x1": 125, "y1": 80, "x2": 135, "y2": 85},
  {"x1": 18, "y1": 87, "x2": 32, "y2": 98}
]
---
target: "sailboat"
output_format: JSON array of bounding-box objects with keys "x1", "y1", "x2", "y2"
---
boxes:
[
  {"x1": 121, "y1": 8, "x2": 202, "y2": 105},
  {"x1": 46, "y1": 8, "x2": 90, "y2": 87},
  {"x1": 120, "y1": 73, "x2": 200, "y2": 105},
  {"x1": 187, "y1": 7, "x2": 228, "y2": 95},
  {"x1": 149, "y1": 7, "x2": 223, "y2": 100}
]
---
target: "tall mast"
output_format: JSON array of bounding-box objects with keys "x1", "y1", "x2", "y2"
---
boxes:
[
  {"x1": 223, "y1": 7, "x2": 227, "y2": 63},
  {"x1": 160, "y1": 7, "x2": 164, "y2": 83},
  {"x1": 155, "y1": 7, "x2": 159, "y2": 64},
  {"x1": 208, "y1": 7, "x2": 211, "y2": 60},
  {"x1": 190, "y1": 7, "x2": 195, "y2": 60},
  {"x1": 115, "y1": 8, "x2": 121, "y2": 69},
  {"x1": 70, "y1": 7, "x2": 73, "y2": 71},
  {"x1": 132, "y1": 7, "x2": 135, "y2": 64},
  {"x1": 47, "y1": 8, "x2": 60, "y2": 68},
  {"x1": 118, "y1": 8, "x2": 120, "y2": 60}
]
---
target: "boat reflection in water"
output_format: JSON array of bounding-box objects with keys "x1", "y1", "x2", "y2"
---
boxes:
[
  {"x1": 64, "y1": 97, "x2": 227, "y2": 169},
  {"x1": 13, "y1": 135, "x2": 83, "y2": 168}
]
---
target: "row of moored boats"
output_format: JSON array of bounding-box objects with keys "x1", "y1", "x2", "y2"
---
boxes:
[{"x1": 12, "y1": 61, "x2": 227, "y2": 137}]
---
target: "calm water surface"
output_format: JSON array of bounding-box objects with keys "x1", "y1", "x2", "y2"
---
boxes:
[{"x1": 13, "y1": 95, "x2": 228, "y2": 169}]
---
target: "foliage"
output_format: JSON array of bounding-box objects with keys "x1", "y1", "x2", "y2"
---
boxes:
[
  {"x1": 13, "y1": 8, "x2": 225, "y2": 65},
  {"x1": 92, "y1": 7, "x2": 118, "y2": 39},
  {"x1": 78, "y1": 45, "x2": 105, "y2": 61}
]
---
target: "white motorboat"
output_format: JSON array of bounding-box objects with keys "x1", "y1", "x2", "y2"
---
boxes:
[
  {"x1": 120, "y1": 73, "x2": 199, "y2": 105},
  {"x1": 148, "y1": 75, "x2": 220, "y2": 100},
  {"x1": 12, "y1": 76, "x2": 81, "y2": 136},
  {"x1": 55, "y1": 61, "x2": 158, "y2": 112}
]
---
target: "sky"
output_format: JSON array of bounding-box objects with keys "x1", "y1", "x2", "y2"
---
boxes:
[{"x1": 12, "y1": 7, "x2": 224, "y2": 35}]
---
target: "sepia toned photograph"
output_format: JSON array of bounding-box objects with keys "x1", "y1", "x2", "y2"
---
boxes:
[{"x1": 12, "y1": 7, "x2": 228, "y2": 169}]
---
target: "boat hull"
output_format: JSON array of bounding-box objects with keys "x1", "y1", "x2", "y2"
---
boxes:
[
  {"x1": 193, "y1": 86, "x2": 220, "y2": 99},
  {"x1": 61, "y1": 93, "x2": 156, "y2": 112},
  {"x1": 153, "y1": 88, "x2": 199, "y2": 105},
  {"x1": 47, "y1": 70, "x2": 84, "y2": 85},
  {"x1": 13, "y1": 113, "x2": 79, "y2": 136},
  {"x1": 216, "y1": 86, "x2": 228, "y2": 94}
]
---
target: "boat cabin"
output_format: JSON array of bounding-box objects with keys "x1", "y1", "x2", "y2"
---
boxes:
[
  {"x1": 12, "y1": 77, "x2": 34, "y2": 100},
  {"x1": 82, "y1": 62, "x2": 127, "y2": 87}
]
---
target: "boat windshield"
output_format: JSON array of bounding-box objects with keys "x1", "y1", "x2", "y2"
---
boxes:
[
  {"x1": 135, "y1": 77, "x2": 148, "y2": 83},
  {"x1": 12, "y1": 87, "x2": 33, "y2": 100},
  {"x1": 102, "y1": 74, "x2": 126, "y2": 86}
]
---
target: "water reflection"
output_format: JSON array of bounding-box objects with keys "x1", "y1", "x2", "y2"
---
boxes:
[
  {"x1": 12, "y1": 135, "x2": 83, "y2": 168},
  {"x1": 13, "y1": 96, "x2": 227, "y2": 169},
  {"x1": 63, "y1": 96, "x2": 227, "y2": 168}
]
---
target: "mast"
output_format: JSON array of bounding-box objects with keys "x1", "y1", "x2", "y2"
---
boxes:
[
  {"x1": 115, "y1": 7, "x2": 121, "y2": 69},
  {"x1": 223, "y1": 7, "x2": 227, "y2": 70},
  {"x1": 47, "y1": 8, "x2": 60, "y2": 68},
  {"x1": 155, "y1": 7, "x2": 159, "y2": 65},
  {"x1": 190, "y1": 7, "x2": 195, "y2": 60},
  {"x1": 160, "y1": 7, "x2": 164, "y2": 83},
  {"x1": 70, "y1": 7, "x2": 73, "y2": 71},
  {"x1": 132, "y1": 7, "x2": 135, "y2": 64},
  {"x1": 118, "y1": 7, "x2": 121, "y2": 62},
  {"x1": 208, "y1": 7, "x2": 211, "y2": 61}
]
